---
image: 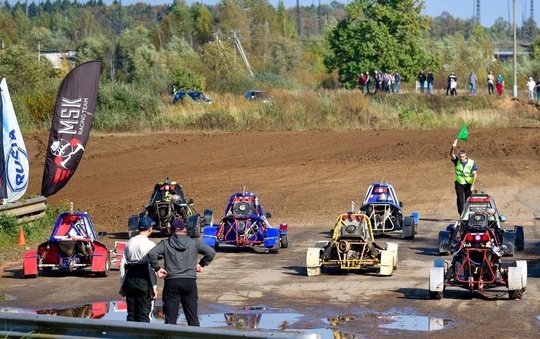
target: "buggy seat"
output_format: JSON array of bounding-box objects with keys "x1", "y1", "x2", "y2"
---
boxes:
[
  {"x1": 227, "y1": 195, "x2": 258, "y2": 216},
  {"x1": 54, "y1": 215, "x2": 89, "y2": 239}
]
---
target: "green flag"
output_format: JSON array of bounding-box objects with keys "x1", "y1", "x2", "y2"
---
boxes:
[{"x1": 457, "y1": 125, "x2": 468, "y2": 142}]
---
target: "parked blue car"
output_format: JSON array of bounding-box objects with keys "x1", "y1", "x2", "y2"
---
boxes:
[{"x1": 173, "y1": 90, "x2": 212, "y2": 104}]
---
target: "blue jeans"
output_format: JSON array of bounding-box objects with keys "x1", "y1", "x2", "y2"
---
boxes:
[
  {"x1": 428, "y1": 83, "x2": 433, "y2": 94},
  {"x1": 469, "y1": 83, "x2": 476, "y2": 94}
]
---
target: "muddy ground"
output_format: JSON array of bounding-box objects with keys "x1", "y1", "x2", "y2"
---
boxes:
[{"x1": 1, "y1": 128, "x2": 539, "y2": 338}]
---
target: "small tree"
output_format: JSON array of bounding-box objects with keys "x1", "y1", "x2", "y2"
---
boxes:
[{"x1": 324, "y1": 0, "x2": 436, "y2": 88}]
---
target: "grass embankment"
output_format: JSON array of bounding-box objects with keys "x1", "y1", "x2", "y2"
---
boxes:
[
  {"x1": 96, "y1": 88, "x2": 540, "y2": 132},
  {"x1": 0, "y1": 202, "x2": 69, "y2": 266}
]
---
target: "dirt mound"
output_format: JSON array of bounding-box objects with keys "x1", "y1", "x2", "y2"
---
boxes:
[{"x1": 23, "y1": 127, "x2": 539, "y2": 233}]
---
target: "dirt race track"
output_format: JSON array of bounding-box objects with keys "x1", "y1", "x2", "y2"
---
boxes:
[{"x1": 1, "y1": 128, "x2": 540, "y2": 338}]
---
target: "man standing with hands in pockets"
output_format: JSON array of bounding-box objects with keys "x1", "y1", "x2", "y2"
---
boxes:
[
  {"x1": 120, "y1": 216, "x2": 157, "y2": 322},
  {"x1": 450, "y1": 139, "x2": 478, "y2": 216},
  {"x1": 148, "y1": 218, "x2": 215, "y2": 326}
]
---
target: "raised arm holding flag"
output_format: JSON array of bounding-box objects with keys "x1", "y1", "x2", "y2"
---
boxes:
[{"x1": 449, "y1": 125, "x2": 477, "y2": 216}]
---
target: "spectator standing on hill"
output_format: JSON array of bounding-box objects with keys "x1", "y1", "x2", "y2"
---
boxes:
[
  {"x1": 381, "y1": 72, "x2": 388, "y2": 93},
  {"x1": 418, "y1": 70, "x2": 427, "y2": 93},
  {"x1": 446, "y1": 71, "x2": 457, "y2": 95},
  {"x1": 487, "y1": 71, "x2": 495, "y2": 94},
  {"x1": 394, "y1": 72, "x2": 401, "y2": 94},
  {"x1": 450, "y1": 140, "x2": 478, "y2": 216},
  {"x1": 496, "y1": 74, "x2": 505, "y2": 95},
  {"x1": 527, "y1": 77, "x2": 536, "y2": 103},
  {"x1": 358, "y1": 73, "x2": 366, "y2": 93},
  {"x1": 469, "y1": 72, "x2": 477, "y2": 95},
  {"x1": 450, "y1": 78, "x2": 457, "y2": 96},
  {"x1": 427, "y1": 70, "x2": 434, "y2": 95},
  {"x1": 385, "y1": 72, "x2": 392, "y2": 93},
  {"x1": 535, "y1": 78, "x2": 540, "y2": 101},
  {"x1": 365, "y1": 71, "x2": 372, "y2": 94},
  {"x1": 374, "y1": 70, "x2": 382, "y2": 92}
]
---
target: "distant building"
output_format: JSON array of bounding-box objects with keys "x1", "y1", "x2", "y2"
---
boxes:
[
  {"x1": 493, "y1": 51, "x2": 529, "y2": 60},
  {"x1": 41, "y1": 51, "x2": 76, "y2": 70}
]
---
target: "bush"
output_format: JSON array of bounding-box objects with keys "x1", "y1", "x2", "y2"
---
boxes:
[
  {"x1": 0, "y1": 202, "x2": 70, "y2": 265},
  {"x1": 95, "y1": 82, "x2": 160, "y2": 131}
]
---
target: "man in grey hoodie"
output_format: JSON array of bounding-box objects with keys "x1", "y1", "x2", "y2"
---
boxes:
[{"x1": 148, "y1": 218, "x2": 215, "y2": 326}]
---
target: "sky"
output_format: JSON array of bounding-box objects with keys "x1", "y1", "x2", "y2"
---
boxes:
[
  {"x1": 9, "y1": 0, "x2": 538, "y2": 27},
  {"x1": 116, "y1": 0, "x2": 536, "y2": 27}
]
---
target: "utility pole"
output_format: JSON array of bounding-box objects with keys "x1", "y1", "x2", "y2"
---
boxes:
[
  {"x1": 232, "y1": 29, "x2": 254, "y2": 78},
  {"x1": 475, "y1": 0, "x2": 481, "y2": 25},
  {"x1": 296, "y1": 0, "x2": 301, "y2": 37},
  {"x1": 318, "y1": 0, "x2": 322, "y2": 35},
  {"x1": 513, "y1": 0, "x2": 517, "y2": 99}
]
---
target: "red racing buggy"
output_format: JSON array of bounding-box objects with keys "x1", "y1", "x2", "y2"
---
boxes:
[{"x1": 23, "y1": 211, "x2": 125, "y2": 278}]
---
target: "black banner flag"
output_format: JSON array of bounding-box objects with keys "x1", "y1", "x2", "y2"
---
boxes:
[{"x1": 41, "y1": 61, "x2": 102, "y2": 197}]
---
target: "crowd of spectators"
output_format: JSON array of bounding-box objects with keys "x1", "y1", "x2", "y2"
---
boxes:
[
  {"x1": 358, "y1": 70, "x2": 402, "y2": 95},
  {"x1": 357, "y1": 69, "x2": 540, "y2": 102}
]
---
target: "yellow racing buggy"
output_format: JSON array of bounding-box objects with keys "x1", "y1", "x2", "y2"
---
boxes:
[{"x1": 306, "y1": 212, "x2": 398, "y2": 277}]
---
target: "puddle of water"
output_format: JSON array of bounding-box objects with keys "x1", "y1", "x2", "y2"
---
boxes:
[
  {"x1": 322, "y1": 310, "x2": 453, "y2": 332},
  {"x1": 27, "y1": 301, "x2": 305, "y2": 329},
  {"x1": 2, "y1": 302, "x2": 454, "y2": 335},
  {"x1": 377, "y1": 314, "x2": 453, "y2": 331}
]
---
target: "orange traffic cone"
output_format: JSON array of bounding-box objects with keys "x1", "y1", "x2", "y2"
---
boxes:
[{"x1": 18, "y1": 228, "x2": 26, "y2": 246}]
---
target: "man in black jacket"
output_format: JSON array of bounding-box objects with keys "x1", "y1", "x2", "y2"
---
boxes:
[
  {"x1": 120, "y1": 217, "x2": 157, "y2": 322},
  {"x1": 148, "y1": 219, "x2": 215, "y2": 326},
  {"x1": 418, "y1": 70, "x2": 427, "y2": 93}
]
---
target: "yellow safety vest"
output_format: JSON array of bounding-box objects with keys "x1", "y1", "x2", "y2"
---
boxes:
[{"x1": 455, "y1": 159, "x2": 475, "y2": 184}]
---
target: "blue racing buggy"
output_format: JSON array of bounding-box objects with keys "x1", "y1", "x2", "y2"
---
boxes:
[
  {"x1": 359, "y1": 182, "x2": 418, "y2": 239},
  {"x1": 202, "y1": 191, "x2": 289, "y2": 253}
]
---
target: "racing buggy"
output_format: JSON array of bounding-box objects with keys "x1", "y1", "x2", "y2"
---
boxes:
[
  {"x1": 359, "y1": 182, "x2": 418, "y2": 239},
  {"x1": 438, "y1": 193, "x2": 524, "y2": 256},
  {"x1": 22, "y1": 209, "x2": 125, "y2": 278},
  {"x1": 306, "y1": 212, "x2": 398, "y2": 276},
  {"x1": 202, "y1": 191, "x2": 289, "y2": 253},
  {"x1": 128, "y1": 177, "x2": 213, "y2": 238},
  {"x1": 429, "y1": 219, "x2": 527, "y2": 300}
]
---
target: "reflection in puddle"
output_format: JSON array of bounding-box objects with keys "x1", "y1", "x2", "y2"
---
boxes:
[
  {"x1": 33, "y1": 301, "x2": 303, "y2": 329},
  {"x1": 323, "y1": 311, "x2": 453, "y2": 333},
  {"x1": 377, "y1": 314, "x2": 453, "y2": 331},
  {"x1": 4, "y1": 302, "x2": 454, "y2": 336}
]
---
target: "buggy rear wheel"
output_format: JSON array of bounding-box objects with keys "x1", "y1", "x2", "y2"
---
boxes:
[
  {"x1": 280, "y1": 234, "x2": 289, "y2": 248},
  {"x1": 514, "y1": 225, "x2": 524, "y2": 251},
  {"x1": 128, "y1": 230, "x2": 138, "y2": 239},
  {"x1": 402, "y1": 217, "x2": 415, "y2": 239},
  {"x1": 429, "y1": 291, "x2": 443, "y2": 300},
  {"x1": 96, "y1": 254, "x2": 111, "y2": 277},
  {"x1": 385, "y1": 242, "x2": 398, "y2": 270},
  {"x1": 502, "y1": 230, "x2": 516, "y2": 256},
  {"x1": 509, "y1": 289, "x2": 523, "y2": 300}
]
